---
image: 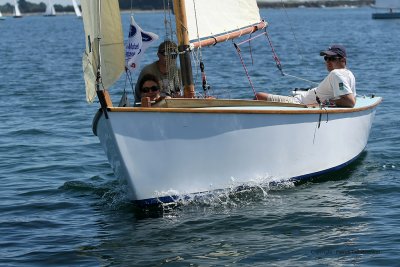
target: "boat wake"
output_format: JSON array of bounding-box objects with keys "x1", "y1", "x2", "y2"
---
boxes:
[
  {"x1": 61, "y1": 176, "x2": 294, "y2": 218},
  {"x1": 60, "y1": 178, "x2": 131, "y2": 210},
  {"x1": 152, "y1": 175, "x2": 296, "y2": 211}
]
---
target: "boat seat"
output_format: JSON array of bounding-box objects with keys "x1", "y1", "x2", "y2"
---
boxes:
[{"x1": 152, "y1": 98, "x2": 307, "y2": 108}]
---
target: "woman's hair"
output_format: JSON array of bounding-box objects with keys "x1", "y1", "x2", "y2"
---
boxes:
[{"x1": 138, "y1": 74, "x2": 161, "y2": 92}]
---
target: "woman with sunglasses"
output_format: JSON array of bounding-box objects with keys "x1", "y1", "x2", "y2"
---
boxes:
[
  {"x1": 137, "y1": 74, "x2": 165, "y2": 106},
  {"x1": 134, "y1": 40, "x2": 181, "y2": 104},
  {"x1": 255, "y1": 44, "x2": 356, "y2": 108}
]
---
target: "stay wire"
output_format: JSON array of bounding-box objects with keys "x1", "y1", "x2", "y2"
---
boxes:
[
  {"x1": 279, "y1": 0, "x2": 319, "y2": 84},
  {"x1": 280, "y1": 0, "x2": 305, "y2": 63},
  {"x1": 264, "y1": 30, "x2": 318, "y2": 85},
  {"x1": 125, "y1": 68, "x2": 135, "y2": 97},
  {"x1": 249, "y1": 33, "x2": 254, "y2": 65}
]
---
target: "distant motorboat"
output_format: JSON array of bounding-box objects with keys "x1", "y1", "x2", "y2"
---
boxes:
[
  {"x1": 44, "y1": 0, "x2": 56, "y2": 17},
  {"x1": 372, "y1": 0, "x2": 400, "y2": 19},
  {"x1": 13, "y1": 0, "x2": 22, "y2": 18}
]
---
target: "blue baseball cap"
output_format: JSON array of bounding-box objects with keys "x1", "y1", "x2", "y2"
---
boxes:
[{"x1": 320, "y1": 44, "x2": 346, "y2": 58}]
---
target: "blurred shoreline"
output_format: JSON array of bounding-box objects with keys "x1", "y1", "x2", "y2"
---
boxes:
[{"x1": 258, "y1": 0, "x2": 374, "y2": 8}]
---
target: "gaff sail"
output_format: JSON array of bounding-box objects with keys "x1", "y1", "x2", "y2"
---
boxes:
[
  {"x1": 81, "y1": 0, "x2": 125, "y2": 103},
  {"x1": 184, "y1": 0, "x2": 264, "y2": 46}
]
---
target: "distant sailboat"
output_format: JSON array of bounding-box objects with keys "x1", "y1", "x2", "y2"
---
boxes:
[
  {"x1": 0, "y1": 10, "x2": 5, "y2": 20},
  {"x1": 72, "y1": 0, "x2": 82, "y2": 18},
  {"x1": 13, "y1": 0, "x2": 22, "y2": 18},
  {"x1": 44, "y1": 0, "x2": 56, "y2": 17},
  {"x1": 372, "y1": 0, "x2": 400, "y2": 19}
]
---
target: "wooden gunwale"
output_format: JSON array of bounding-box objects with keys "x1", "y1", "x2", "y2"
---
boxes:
[{"x1": 107, "y1": 98, "x2": 382, "y2": 115}]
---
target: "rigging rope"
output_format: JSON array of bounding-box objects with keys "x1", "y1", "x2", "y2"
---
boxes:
[
  {"x1": 192, "y1": 0, "x2": 210, "y2": 97},
  {"x1": 264, "y1": 30, "x2": 284, "y2": 76},
  {"x1": 234, "y1": 29, "x2": 319, "y2": 99},
  {"x1": 199, "y1": 61, "x2": 210, "y2": 96},
  {"x1": 264, "y1": 30, "x2": 319, "y2": 85},
  {"x1": 162, "y1": 0, "x2": 181, "y2": 96},
  {"x1": 125, "y1": 67, "x2": 135, "y2": 97},
  {"x1": 234, "y1": 43, "x2": 258, "y2": 99},
  {"x1": 234, "y1": 31, "x2": 274, "y2": 99}
]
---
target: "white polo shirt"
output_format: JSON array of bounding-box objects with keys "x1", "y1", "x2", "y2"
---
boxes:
[{"x1": 296, "y1": 68, "x2": 356, "y2": 105}]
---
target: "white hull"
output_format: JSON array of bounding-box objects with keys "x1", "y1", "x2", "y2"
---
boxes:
[{"x1": 93, "y1": 97, "x2": 381, "y2": 205}]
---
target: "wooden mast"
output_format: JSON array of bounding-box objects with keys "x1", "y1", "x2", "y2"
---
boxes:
[{"x1": 173, "y1": 0, "x2": 195, "y2": 98}]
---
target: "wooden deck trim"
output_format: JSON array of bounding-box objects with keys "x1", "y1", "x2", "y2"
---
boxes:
[
  {"x1": 107, "y1": 97, "x2": 382, "y2": 115},
  {"x1": 153, "y1": 98, "x2": 308, "y2": 108}
]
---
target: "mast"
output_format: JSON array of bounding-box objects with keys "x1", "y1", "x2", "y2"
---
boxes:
[{"x1": 173, "y1": 0, "x2": 195, "y2": 98}]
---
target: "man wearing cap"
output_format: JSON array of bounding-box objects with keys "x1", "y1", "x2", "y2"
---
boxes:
[
  {"x1": 134, "y1": 40, "x2": 181, "y2": 104},
  {"x1": 255, "y1": 44, "x2": 356, "y2": 108}
]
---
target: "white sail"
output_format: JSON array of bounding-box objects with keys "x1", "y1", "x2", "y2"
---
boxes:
[
  {"x1": 72, "y1": 0, "x2": 82, "y2": 17},
  {"x1": 14, "y1": 0, "x2": 22, "y2": 17},
  {"x1": 375, "y1": 0, "x2": 400, "y2": 9},
  {"x1": 184, "y1": 0, "x2": 262, "y2": 43},
  {"x1": 44, "y1": 0, "x2": 56, "y2": 16},
  {"x1": 81, "y1": 0, "x2": 125, "y2": 103}
]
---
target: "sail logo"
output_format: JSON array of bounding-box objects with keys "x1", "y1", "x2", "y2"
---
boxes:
[
  {"x1": 128, "y1": 24, "x2": 137, "y2": 38},
  {"x1": 141, "y1": 32, "x2": 154, "y2": 42}
]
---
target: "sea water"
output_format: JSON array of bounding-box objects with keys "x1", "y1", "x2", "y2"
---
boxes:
[{"x1": 0, "y1": 7, "x2": 399, "y2": 266}]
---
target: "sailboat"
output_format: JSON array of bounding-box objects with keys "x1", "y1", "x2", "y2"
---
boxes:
[
  {"x1": 72, "y1": 0, "x2": 82, "y2": 18},
  {"x1": 81, "y1": 0, "x2": 382, "y2": 206},
  {"x1": 372, "y1": 0, "x2": 400, "y2": 19},
  {"x1": 13, "y1": 0, "x2": 22, "y2": 18},
  {"x1": 44, "y1": 0, "x2": 56, "y2": 17},
  {"x1": 0, "y1": 10, "x2": 5, "y2": 20}
]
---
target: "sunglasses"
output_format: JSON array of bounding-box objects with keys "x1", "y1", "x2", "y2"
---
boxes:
[
  {"x1": 159, "y1": 51, "x2": 178, "y2": 59},
  {"x1": 141, "y1": 86, "x2": 160, "y2": 93},
  {"x1": 324, "y1": 56, "x2": 342, "y2": 62}
]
